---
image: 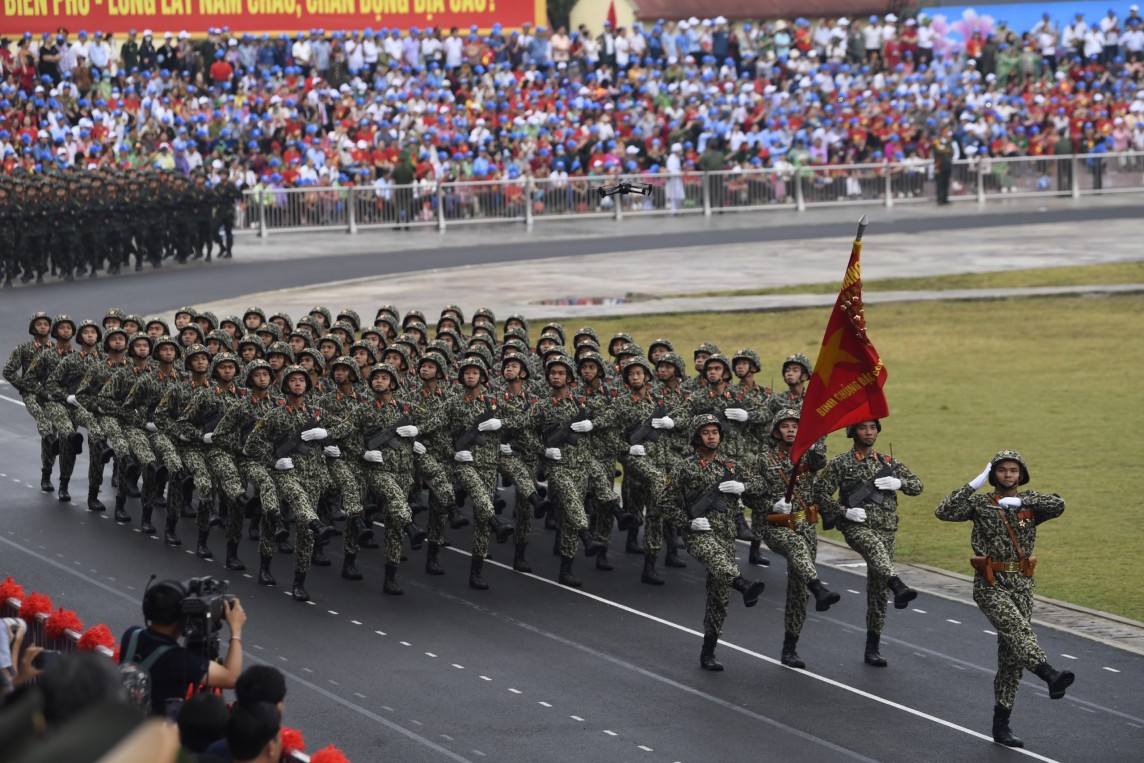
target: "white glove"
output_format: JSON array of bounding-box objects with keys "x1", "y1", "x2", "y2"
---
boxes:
[
  {"x1": 628, "y1": 444, "x2": 647, "y2": 457},
  {"x1": 145, "y1": 422, "x2": 158, "y2": 433},
  {"x1": 274, "y1": 457, "x2": 294, "y2": 471},
  {"x1": 499, "y1": 443, "x2": 513, "y2": 455},
  {"x1": 323, "y1": 445, "x2": 341, "y2": 458},
  {"x1": 66, "y1": 394, "x2": 79, "y2": 407},
  {"x1": 723, "y1": 407, "x2": 748, "y2": 422},
  {"x1": 874, "y1": 476, "x2": 902, "y2": 491},
  {"x1": 718, "y1": 480, "x2": 745, "y2": 495},
  {"x1": 300, "y1": 427, "x2": 328, "y2": 442},
  {"x1": 844, "y1": 507, "x2": 867, "y2": 523},
  {"x1": 569, "y1": 419, "x2": 594, "y2": 433},
  {"x1": 968, "y1": 463, "x2": 992, "y2": 490},
  {"x1": 412, "y1": 441, "x2": 426, "y2": 455},
  {"x1": 998, "y1": 496, "x2": 1022, "y2": 509},
  {"x1": 202, "y1": 432, "x2": 214, "y2": 445},
  {"x1": 454, "y1": 450, "x2": 474, "y2": 463},
  {"x1": 544, "y1": 447, "x2": 562, "y2": 461},
  {"x1": 690, "y1": 517, "x2": 711, "y2": 532},
  {"x1": 477, "y1": 418, "x2": 502, "y2": 432},
  {"x1": 772, "y1": 498, "x2": 793, "y2": 514},
  {"x1": 363, "y1": 450, "x2": 384, "y2": 464},
  {"x1": 651, "y1": 416, "x2": 674, "y2": 430},
  {"x1": 396, "y1": 425, "x2": 419, "y2": 438}
]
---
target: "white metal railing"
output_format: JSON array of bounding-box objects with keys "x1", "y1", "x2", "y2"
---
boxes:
[{"x1": 236, "y1": 152, "x2": 1144, "y2": 237}]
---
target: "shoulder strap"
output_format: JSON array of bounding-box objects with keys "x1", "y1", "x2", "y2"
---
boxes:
[
  {"x1": 123, "y1": 627, "x2": 177, "y2": 671},
  {"x1": 995, "y1": 503, "x2": 1026, "y2": 562}
]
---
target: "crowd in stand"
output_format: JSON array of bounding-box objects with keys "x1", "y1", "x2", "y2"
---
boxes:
[{"x1": 1, "y1": 8, "x2": 1144, "y2": 198}]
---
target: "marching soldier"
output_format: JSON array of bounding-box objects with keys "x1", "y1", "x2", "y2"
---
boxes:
[{"x1": 4, "y1": 312, "x2": 56, "y2": 487}]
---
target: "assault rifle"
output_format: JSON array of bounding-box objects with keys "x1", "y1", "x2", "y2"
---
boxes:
[
  {"x1": 839, "y1": 455, "x2": 895, "y2": 509},
  {"x1": 543, "y1": 403, "x2": 590, "y2": 448},
  {"x1": 274, "y1": 413, "x2": 320, "y2": 460},
  {"x1": 366, "y1": 413, "x2": 411, "y2": 451},
  {"x1": 684, "y1": 464, "x2": 736, "y2": 521},
  {"x1": 453, "y1": 400, "x2": 496, "y2": 451},
  {"x1": 627, "y1": 402, "x2": 667, "y2": 446}
]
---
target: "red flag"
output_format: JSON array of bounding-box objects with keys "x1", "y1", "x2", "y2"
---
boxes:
[
  {"x1": 789, "y1": 217, "x2": 889, "y2": 467},
  {"x1": 606, "y1": 0, "x2": 617, "y2": 29}
]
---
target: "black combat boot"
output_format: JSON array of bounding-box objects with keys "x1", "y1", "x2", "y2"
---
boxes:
[
  {"x1": 641, "y1": 553, "x2": 665, "y2": 585},
  {"x1": 887, "y1": 575, "x2": 918, "y2": 609},
  {"x1": 425, "y1": 543, "x2": 445, "y2": 575},
  {"x1": 595, "y1": 548, "x2": 613, "y2": 571},
  {"x1": 248, "y1": 518, "x2": 261, "y2": 541},
  {"x1": 731, "y1": 575, "x2": 765, "y2": 607},
  {"x1": 489, "y1": 515, "x2": 515, "y2": 544},
  {"x1": 992, "y1": 705, "x2": 1024, "y2": 748},
  {"x1": 196, "y1": 529, "x2": 213, "y2": 559},
  {"x1": 700, "y1": 634, "x2": 723, "y2": 671},
  {"x1": 624, "y1": 526, "x2": 645, "y2": 555},
  {"x1": 383, "y1": 563, "x2": 403, "y2": 595},
  {"x1": 1032, "y1": 662, "x2": 1075, "y2": 699},
  {"x1": 67, "y1": 431, "x2": 84, "y2": 455},
  {"x1": 164, "y1": 518, "x2": 182, "y2": 546},
  {"x1": 664, "y1": 528, "x2": 687, "y2": 568},
  {"x1": 404, "y1": 521, "x2": 427, "y2": 550},
  {"x1": 311, "y1": 542, "x2": 331, "y2": 567},
  {"x1": 292, "y1": 571, "x2": 309, "y2": 602},
  {"x1": 557, "y1": 557, "x2": 582, "y2": 588},
  {"x1": 544, "y1": 504, "x2": 558, "y2": 530},
  {"x1": 308, "y1": 519, "x2": 337, "y2": 544},
  {"x1": 781, "y1": 632, "x2": 806, "y2": 669},
  {"x1": 669, "y1": 525, "x2": 685, "y2": 549},
  {"x1": 528, "y1": 492, "x2": 550, "y2": 520},
  {"x1": 258, "y1": 555, "x2": 276, "y2": 586},
  {"x1": 448, "y1": 505, "x2": 470, "y2": 529},
  {"x1": 140, "y1": 506, "x2": 157, "y2": 535},
  {"x1": 44, "y1": 434, "x2": 60, "y2": 458},
  {"x1": 734, "y1": 512, "x2": 757, "y2": 542},
  {"x1": 512, "y1": 543, "x2": 532, "y2": 573},
  {"x1": 353, "y1": 517, "x2": 375, "y2": 546},
  {"x1": 342, "y1": 553, "x2": 362, "y2": 581},
  {"x1": 492, "y1": 495, "x2": 507, "y2": 515},
  {"x1": 278, "y1": 537, "x2": 295, "y2": 554},
  {"x1": 114, "y1": 494, "x2": 130, "y2": 524},
  {"x1": 272, "y1": 517, "x2": 290, "y2": 543},
  {"x1": 469, "y1": 557, "x2": 489, "y2": 590},
  {"x1": 57, "y1": 478, "x2": 71, "y2": 502},
  {"x1": 865, "y1": 630, "x2": 887, "y2": 667},
  {"x1": 608, "y1": 500, "x2": 636, "y2": 531},
  {"x1": 578, "y1": 528, "x2": 605, "y2": 557},
  {"x1": 552, "y1": 529, "x2": 562, "y2": 556},
  {"x1": 748, "y1": 540, "x2": 769, "y2": 567},
  {"x1": 41, "y1": 467, "x2": 55, "y2": 493},
  {"x1": 224, "y1": 542, "x2": 245, "y2": 571},
  {"x1": 87, "y1": 487, "x2": 106, "y2": 512},
  {"x1": 808, "y1": 579, "x2": 841, "y2": 612},
  {"x1": 122, "y1": 454, "x2": 141, "y2": 484}
]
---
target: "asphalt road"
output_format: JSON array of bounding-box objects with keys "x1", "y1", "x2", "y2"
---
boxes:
[{"x1": 2, "y1": 205, "x2": 1142, "y2": 761}]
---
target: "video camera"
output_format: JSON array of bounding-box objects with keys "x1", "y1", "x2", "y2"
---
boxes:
[
  {"x1": 179, "y1": 576, "x2": 235, "y2": 660},
  {"x1": 596, "y1": 180, "x2": 654, "y2": 199}
]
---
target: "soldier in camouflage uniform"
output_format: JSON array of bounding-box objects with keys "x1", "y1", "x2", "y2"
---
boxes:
[
  {"x1": 742, "y1": 409, "x2": 841, "y2": 668},
  {"x1": 42, "y1": 321, "x2": 104, "y2": 506},
  {"x1": 245, "y1": 366, "x2": 340, "y2": 602},
  {"x1": 682, "y1": 342, "x2": 720, "y2": 394},
  {"x1": 4, "y1": 312, "x2": 57, "y2": 487},
  {"x1": 70, "y1": 328, "x2": 132, "y2": 515},
  {"x1": 22, "y1": 316, "x2": 80, "y2": 499},
  {"x1": 817, "y1": 420, "x2": 923, "y2": 666},
  {"x1": 763, "y1": 354, "x2": 812, "y2": 433},
  {"x1": 96, "y1": 333, "x2": 157, "y2": 525},
  {"x1": 935, "y1": 451, "x2": 1072, "y2": 748},
  {"x1": 663, "y1": 414, "x2": 767, "y2": 671}
]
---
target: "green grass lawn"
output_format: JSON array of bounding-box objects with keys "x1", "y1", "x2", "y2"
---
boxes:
[
  {"x1": 671, "y1": 261, "x2": 1144, "y2": 298},
  {"x1": 544, "y1": 292, "x2": 1144, "y2": 621}
]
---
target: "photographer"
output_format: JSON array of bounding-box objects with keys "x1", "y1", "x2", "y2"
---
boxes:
[{"x1": 119, "y1": 579, "x2": 246, "y2": 716}]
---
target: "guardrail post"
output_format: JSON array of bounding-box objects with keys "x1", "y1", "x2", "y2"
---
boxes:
[
  {"x1": 1071, "y1": 155, "x2": 1081, "y2": 199},
  {"x1": 702, "y1": 172, "x2": 712, "y2": 217},
  {"x1": 976, "y1": 157, "x2": 986, "y2": 203},
  {"x1": 525, "y1": 176, "x2": 534, "y2": 227},
  {"x1": 884, "y1": 168, "x2": 893, "y2": 208},
  {"x1": 437, "y1": 184, "x2": 446, "y2": 232},
  {"x1": 347, "y1": 188, "x2": 357, "y2": 234},
  {"x1": 795, "y1": 172, "x2": 805, "y2": 212},
  {"x1": 614, "y1": 187, "x2": 623, "y2": 222},
  {"x1": 258, "y1": 189, "x2": 267, "y2": 239}
]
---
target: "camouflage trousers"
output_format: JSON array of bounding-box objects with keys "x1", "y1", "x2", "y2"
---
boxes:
[
  {"x1": 761, "y1": 522, "x2": 818, "y2": 636},
  {"x1": 548, "y1": 463, "x2": 592, "y2": 559},
  {"x1": 452, "y1": 463, "x2": 496, "y2": 560},
  {"x1": 973, "y1": 576, "x2": 1047, "y2": 709},
  {"x1": 360, "y1": 466, "x2": 413, "y2": 565},
  {"x1": 325, "y1": 457, "x2": 366, "y2": 557},
  {"x1": 40, "y1": 401, "x2": 79, "y2": 477},
  {"x1": 840, "y1": 523, "x2": 898, "y2": 633},
  {"x1": 150, "y1": 432, "x2": 184, "y2": 522},
  {"x1": 587, "y1": 457, "x2": 620, "y2": 546},
  {"x1": 25, "y1": 394, "x2": 51, "y2": 438},
  {"x1": 236, "y1": 458, "x2": 281, "y2": 560},
  {"x1": 205, "y1": 449, "x2": 247, "y2": 543},
  {"x1": 417, "y1": 452, "x2": 456, "y2": 547},
  {"x1": 618, "y1": 455, "x2": 667, "y2": 548},
  {"x1": 270, "y1": 470, "x2": 321, "y2": 574},
  {"x1": 683, "y1": 529, "x2": 739, "y2": 639},
  {"x1": 498, "y1": 453, "x2": 538, "y2": 546}
]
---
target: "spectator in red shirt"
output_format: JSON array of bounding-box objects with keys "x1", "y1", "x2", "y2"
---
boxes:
[{"x1": 209, "y1": 49, "x2": 233, "y2": 87}]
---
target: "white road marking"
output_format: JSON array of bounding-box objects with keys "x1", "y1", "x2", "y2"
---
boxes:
[
  {"x1": 252, "y1": 644, "x2": 264, "y2": 650},
  {"x1": 277, "y1": 656, "x2": 287, "y2": 662},
  {"x1": 946, "y1": 619, "x2": 961, "y2": 625},
  {"x1": 1103, "y1": 667, "x2": 1121, "y2": 673},
  {"x1": 479, "y1": 675, "x2": 491, "y2": 681},
  {"x1": 0, "y1": 394, "x2": 26, "y2": 407},
  {"x1": 375, "y1": 631, "x2": 386, "y2": 636},
  {"x1": 1061, "y1": 654, "x2": 1077, "y2": 660},
  {"x1": 638, "y1": 745, "x2": 654, "y2": 751},
  {"x1": 354, "y1": 692, "x2": 366, "y2": 699},
  {"x1": 984, "y1": 630, "x2": 997, "y2": 635},
  {"x1": 508, "y1": 688, "x2": 522, "y2": 694},
  {"x1": 539, "y1": 701, "x2": 552, "y2": 707},
  {"x1": 847, "y1": 589, "x2": 861, "y2": 594},
  {"x1": 472, "y1": 751, "x2": 486, "y2": 757},
  {"x1": 302, "y1": 668, "x2": 312, "y2": 673},
  {"x1": 570, "y1": 716, "x2": 584, "y2": 721},
  {"x1": 411, "y1": 719, "x2": 423, "y2": 726},
  {"x1": 328, "y1": 610, "x2": 338, "y2": 615},
  {"x1": 440, "y1": 734, "x2": 453, "y2": 741},
  {"x1": 400, "y1": 641, "x2": 411, "y2": 646},
  {"x1": 452, "y1": 664, "x2": 464, "y2": 670},
  {"x1": 912, "y1": 609, "x2": 927, "y2": 614},
  {"x1": 381, "y1": 706, "x2": 394, "y2": 712},
  {"x1": 603, "y1": 730, "x2": 618, "y2": 736},
  {"x1": 426, "y1": 652, "x2": 437, "y2": 658},
  {"x1": 351, "y1": 620, "x2": 361, "y2": 625}
]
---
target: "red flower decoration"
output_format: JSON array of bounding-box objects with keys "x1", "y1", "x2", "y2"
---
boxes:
[
  {"x1": 45, "y1": 608, "x2": 85, "y2": 640},
  {"x1": 309, "y1": 745, "x2": 350, "y2": 763},
  {"x1": 77, "y1": 624, "x2": 116, "y2": 652},
  {"x1": 0, "y1": 576, "x2": 25, "y2": 603},
  {"x1": 18, "y1": 592, "x2": 52, "y2": 624},
  {"x1": 280, "y1": 726, "x2": 305, "y2": 754}
]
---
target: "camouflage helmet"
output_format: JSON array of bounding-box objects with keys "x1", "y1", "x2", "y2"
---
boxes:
[
  {"x1": 845, "y1": 420, "x2": 882, "y2": 438},
  {"x1": 989, "y1": 450, "x2": 1030, "y2": 486},
  {"x1": 439, "y1": 304, "x2": 465, "y2": 325},
  {"x1": 620, "y1": 356, "x2": 655, "y2": 383},
  {"x1": 435, "y1": 327, "x2": 467, "y2": 351},
  {"x1": 210, "y1": 351, "x2": 241, "y2": 378},
  {"x1": 174, "y1": 306, "x2": 198, "y2": 323},
  {"x1": 280, "y1": 364, "x2": 313, "y2": 394},
  {"x1": 237, "y1": 334, "x2": 265, "y2": 353},
  {"x1": 76, "y1": 319, "x2": 103, "y2": 343},
  {"x1": 536, "y1": 331, "x2": 564, "y2": 352},
  {"x1": 359, "y1": 327, "x2": 386, "y2": 348},
  {"x1": 615, "y1": 342, "x2": 645, "y2": 360},
  {"x1": 193, "y1": 310, "x2": 218, "y2": 332},
  {"x1": 501, "y1": 338, "x2": 530, "y2": 357},
  {"x1": 457, "y1": 355, "x2": 489, "y2": 383},
  {"x1": 402, "y1": 309, "x2": 427, "y2": 329},
  {"x1": 608, "y1": 332, "x2": 635, "y2": 356},
  {"x1": 545, "y1": 355, "x2": 576, "y2": 380},
  {"x1": 122, "y1": 314, "x2": 145, "y2": 331},
  {"x1": 286, "y1": 330, "x2": 313, "y2": 350},
  {"x1": 295, "y1": 315, "x2": 321, "y2": 335},
  {"x1": 206, "y1": 328, "x2": 235, "y2": 353},
  {"x1": 471, "y1": 307, "x2": 496, "y2": 327},
  {"x1": 327, "y1": 355, "x2": 361, "y2": 383},
  {"x1": 145, "y1": 317, "x2": 171, "y2": 336},
  {"x1": 152, "y1": 335, "x2": 181, "y2": 359},
  {"x1": 330, "y1": 320, "x2": 358, "y2": 340},
  {"x1": 783, "y1": 353, "x2": 812, "y2": 379},
  {"x1": 702, "y1": 353, "x2": 734, "y2": 381},
  {"x1": 102, "y1": 326, "x2": 129, "y2": 352},
  {"x1": 102, "y1": 308, "x2": 127, "y2": 327},
  {"x1": 316, "y1": 334, "x2": 345, "y2": 356},
  {"x1": 126, "y1": 331, "x2": 154, "y2": 358},
  {"x1": 694, "y1": 341, "x2": 722, "y2": 358},
  {"x1": 244, "y1": 359, "x2": 273, "y2": 387},
  {"x1": 183, "y1": 343, "x2": 211, "y2": 370},
  {"x1": 576, "y1": 351, "x2": 609, "y2": 378},
  {"x1": 268, "y1": 311, "x2": 293, "y2": 331},
  {"x1": 375, "y1": 304, "x2": 400, "y2": 322},
  {"x1": 417, "y1": 352, "x2": 447, "y2": 379},
  {"x1": 541, "y1": 322, "x2": 566, "y2": 344},
  {"x1": 308, "y1": 305, "x2": 333, "y2": 328},
  {"x1": 573, "y1": 326, "x2": 600, "y2": 347},
  {"x1": 464, "y1": 344, "x2": 495, "y2": 370},
  {"x1": 349, "y1": 340, "x2": 378, "y2": 365},
  {"x1": 256, "y1": 322, "x2": 284, "y2": 343},
  {"x1": 219, "y1": 315, "x2": 242, "y2": 334},
  {"x1": 574, "y1": 337, "x2": 601, "y2": 356},
  {"x1": 656, "y1": 351, "x2": 688, "y2": 379},
  {"x1": 503, "y1": 313, "x2": 529, "y2": 333},
  {"x1": 381, "y1": 343, "x2": 411, "y2": 371},
  {"x1": 374, "y1": 314, "x2": 400, "y2": 339},
  {"x1": 367, "y1": 362, "x2": 401, "y2": 391},
  {"x1": 500, "y1": 352, "x2": 530, "y2": 379},
  {"x1": 689, "y1": 413, "x2": 724, "y2": 445},
  {"x1": 28, "y1": 311, "x2": 52, "y2": 335},
  {"x1": 179, "y1": 323, "x2": 206, "y2": 344},
  {"x1": 242, "y1": 305, "x2": 268, "y2": 326},
  {"x1": 394, "y1": 334, "x2": 421, "y2": 362},
  {"x1": 424, "y1": 339, "x2": 455, "y2": 365},
  {"x1": 648, "y1": 337, "x2": 675, "y2": 357},
  {"x1": 297, "y1": 347, "x2": 326, "y2": 372},
  {"x1": 51, "y1": 314, "x2": 77, "y2": 339},
  {"x1": 771, "y1": 407, "x2": 801, "y2": 435},
  {"x1": 466, "y1": 333, "x2": 494, "y2": 353},
  {"x1": 732, "y1": 348, "x2": 762, "y2": 374},
  {"x1": 336, "y1": 308, "x2": 362, "y2": 332}
]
